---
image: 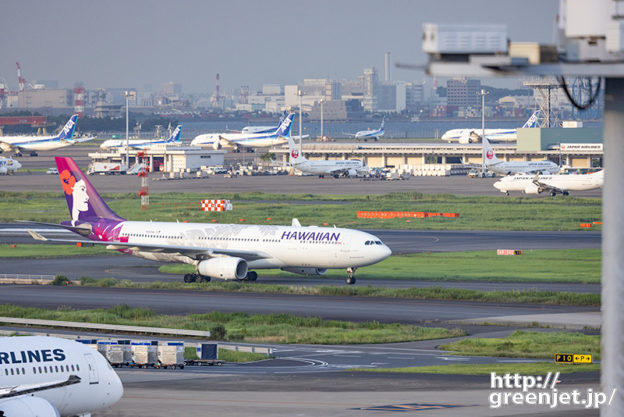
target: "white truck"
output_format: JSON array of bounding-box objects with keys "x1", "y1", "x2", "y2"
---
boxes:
[{"x1": 88, "y1": 162, "x2": 128, "y2": 175}]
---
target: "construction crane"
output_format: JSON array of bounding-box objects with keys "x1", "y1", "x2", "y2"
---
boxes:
[{"x1": 15, "y1": 62, "x2": 32, "y2": 92}]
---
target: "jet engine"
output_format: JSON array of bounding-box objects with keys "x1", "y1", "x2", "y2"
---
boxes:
[
  {"x1": 0, "y1": 396, "x2": 60, "y2": 417},
  {"x1": 197, "y1": 257, "x2": 247, "y2": 280},
  {"x1": 281, "y1": 267, "x2": 327, "y2": 276},
  {"x1": 524, "y1": 184, "x2": 540, "y2": 194},
  {"x1": 347, "y1": 169, "x2": 357, "y2": 177},
  {"x1": 212, "y1": 140, "x2": 222, "y2": 150},
  {"x1": 0, "y1": 166, "x2": 7, "y2": 175}
]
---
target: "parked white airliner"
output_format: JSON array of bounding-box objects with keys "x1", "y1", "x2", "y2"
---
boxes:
[
  {"x1": 27, "y1": 156, "x2": 390, "y2": 285},
  {"x1": 191, "y1": 113, "x2": 295, "y2": 151},
  {"x1": 442, "y1": 110, "x2": 540, "y2": 144},
  {"x1": 351, "y1": 117, "x2": 385, "y2": 141},
  {"x1": 0, "y1": 156, "x2": 21, "y2": 175},
  {"x1": 286, "y1": 134, "x2": 367, "y2": 178},
  {"x1": 483, "y1": 136, "x2": 558, "y2": 175},
  {"x1": 0, "y1": 336, "x2": 123, "y2": 416},
  {"x1": 100, "y1": 125, "x2": 182, "y2": 150},
  {"x1": 493, "y1": 170, "x2": 604, "y2": 196},
  {"x1": 0, "y1": 115, "x2": 81, "y2": 156}
]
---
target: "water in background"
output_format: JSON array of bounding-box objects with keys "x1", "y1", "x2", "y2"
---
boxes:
[{"x1": 178, "y1": 120, "x2": 603, "y2": 140}]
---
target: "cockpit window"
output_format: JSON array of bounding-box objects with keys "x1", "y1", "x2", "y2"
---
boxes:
[{"x1": 375, "y1": 241, "x2": 382, "y2": 245}]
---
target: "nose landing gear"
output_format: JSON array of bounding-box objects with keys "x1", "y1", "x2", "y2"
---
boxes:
[{"x1": 346, "y1": 267, "x2": 357, "y2": 285}]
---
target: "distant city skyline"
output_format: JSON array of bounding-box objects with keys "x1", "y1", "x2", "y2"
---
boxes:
[{"x1": 1, "y1": 0, "x2": 559, "y2": 94}]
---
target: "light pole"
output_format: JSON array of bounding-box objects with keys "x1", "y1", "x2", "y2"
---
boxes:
[
  {"x1": 479, "y1": 89, "x2": 489, "y2": 176},
  {"x1": 298, "y1": 89, "x2": 303, "y2": 153},
  {"x1": 320, "y1": 98, "x2": 325, "y2": 141},
  {"x1": 124, "y1": 90, "x2": 135, "y2": 167}
]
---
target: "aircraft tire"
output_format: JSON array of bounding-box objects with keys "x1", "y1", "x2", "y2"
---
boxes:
[
  {"x1": 183, "y1": 274, "x2": 195, "y2": 283},
  {"x1": 346, "y1": 276, "x2": 356, "y2": 285},
  {"x1": 247, "y1": 271, "x2": 258, "y2": 281}
]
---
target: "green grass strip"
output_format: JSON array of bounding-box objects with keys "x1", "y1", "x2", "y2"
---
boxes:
[
  {"x1": 75, "y1": 278, "x2": 600, "y2": 307},
  {"x1": 439, "y1": 330, "x2": 600, "y2": 360},
  {"x1": 0, "y1": 191, "x2": 602, "y2": 231},
  {"x1": 159, "y1": 249, "x2": 601, "y2": 284},
  {"x1": 0, "y1": 244, "x2": 114, "y2": 258},
  {"x1": 0, "y1": 304, "x2": 463, "y2": 345},
  {"x1": 350, "y1": 363, "x2": 600, "y2": 375}
]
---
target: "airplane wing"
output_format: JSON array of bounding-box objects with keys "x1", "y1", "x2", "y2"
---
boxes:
[
  {"x1": 72, "y1": 136, "x2": 96, "y2": 143},
  {"x1": 217, "y1": 135, "x2": 236, "y2": 148},
  {"x1": 0, "y1": 375, "x2": 80, "y2": 399},
  {"x1": 26, "y1": 229, "x2": 270, "y2": 262},
  {"x1": 532, "y1": 177, "x2": 565, "y2": 194}
]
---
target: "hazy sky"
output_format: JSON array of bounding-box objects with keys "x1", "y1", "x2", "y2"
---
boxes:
[{"x1": 0, "y1": 0, "x2": 558, "y2": 94}]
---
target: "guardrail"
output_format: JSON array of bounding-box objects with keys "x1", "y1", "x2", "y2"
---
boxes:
[
  {"x1": 0, "y1": 274, "x2": 63, "y2": 285},
  {"x1": 219, "y1": 343, "x2": 272, "y2": 356},
  {"x1": 0, "y1": 317, "x2": 211, "y2": 338}
]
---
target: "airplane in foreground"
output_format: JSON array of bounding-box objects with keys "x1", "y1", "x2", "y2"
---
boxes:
[
  {"x1": 0, "y1": 156, "x2": 21, "y2": 175},
  {"x1": 191, "y1": 113, "x2": 295, "y2": 151},
  {"x1": 493, "y1": 170, "x2": 604, "y2": 196},
  {"x1": 27, "y1": 156, "x2": 390, "y2": 285},
  {"x1": 100, "y1": 125, "x2": 182, "y2": 150},
  {"x1": 483, "y1": 136, "x2": 559, "y2": 175},
  {"x1": 286, "y1": 134, "x2": 367, "y2": 178},
  {"x1": 0, "y1": 335, "x2": 123, "y2": 416},
  {"x1": 442, "y1": 110, "x2": 540, "y2": 144},
  {"x1": 0, "y1": 115, "x2": 82, "y2": 156},
  {"x1": 350, "y1": 117, "x2": 385, "y2": 141}
]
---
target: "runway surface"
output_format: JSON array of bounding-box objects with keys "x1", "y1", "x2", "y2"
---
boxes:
[{"x1": 0, "y1": 286, "x2": 597, "y2": 324}]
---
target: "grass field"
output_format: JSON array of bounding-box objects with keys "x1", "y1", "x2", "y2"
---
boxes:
[
  {"x1": 0, "y1": 304, "x2": 463, "y2": 345},
  {"x1": 159, "y1": 249, "x2": 601, "y2": 284},
  {"x1": 0, "y1": 243, "x2": 113, "y2": 258},
  {"x1": 439, "y1": 330, "x2": 601, "y2": 360},
  {"x1": 75, "y1": 278, "x2": 599, "y2": 306},
  {"x1": 0, "y1": 191, "x2": 602, "y2": 231},
  {"x1": 350, "y1": 363, "x2": 600, "y2": 375}
]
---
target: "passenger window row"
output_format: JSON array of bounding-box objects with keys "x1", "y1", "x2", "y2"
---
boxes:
[{"x1": 3, "y1": 363, "x2": 80, "y2": 376}]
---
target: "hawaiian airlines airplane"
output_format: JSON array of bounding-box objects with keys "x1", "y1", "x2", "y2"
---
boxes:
[
  {"x1": 0, "y1": 115, "x2": 81, "y2": 156},
  {"x1": 483, "y1": 136, "x2": 558, "y2": 175},
  {"x1": 100, "y1": 125, "x2": 182, "y2": 150},
  {"x1": 0, "y1": 156, "x2": 21, "y2": 175},
  {"x1": 442, "y1": 110, "x2": 540, "y2": 144},
  {"x1": 27, "y1": 156, "x2": 390, "y2": 285},
  {"x1": 0, "y1": 336, "x2": 123, "y2": 416},
  {"x1": 286, "y1": 134, "x2": 367, "y2": 178},
  {"x1": 351, "y1": 117, "x2": 385, "y2": 141},
  {"x1": 493, "y1": 170, "x2": 604, "y2": 196},
  {"x1": 191, "y1": 113, "x2": 295, "y2": 151}
]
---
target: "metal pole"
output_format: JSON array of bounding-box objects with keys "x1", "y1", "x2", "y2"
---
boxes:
[
  {"x1": 320, "y1": 99, "x2": 324, "y2": 141},
  {"x1": 601, "y1": 77, "x2": 624, "y2": 417},
  {"x1": 480, "y1": 89, "x2": 487, "y2": 175},
  {"x1": 125, "y1": 91, "x2": 129, "y2": 167},
  {"x1": 298, "y1": 89, "x2": 303, "y2": 153}
]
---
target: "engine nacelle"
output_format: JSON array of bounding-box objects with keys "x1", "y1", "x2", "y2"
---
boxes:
[
  {"x1": 524, "y1": 183, "x2": 540, "y2": 194},
  {"x1": 197, "y1": 257, "x2": 247, "y2": 280},
  {"x1": 212, "y1": 140, "x2": 222, "y2": 150},
  {"x1": 0, "y1": 396, "x2": 60, "y2": 417},
  {"x1": 0, "y1": 166, "x2": 7, "y2": 175},
  {"x1": 281, "y1": 267, "x2": 327, "y2": 276},
  {"x1": 347, "y1": 169, "x2": 357, "y2": 177}
]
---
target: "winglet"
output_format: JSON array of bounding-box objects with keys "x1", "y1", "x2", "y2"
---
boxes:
[
  {"x1": 291, "y1": 218, "x2": 301, "y2": 227},
  {"x1": 27, "y1": 229, "x2": 48, "y2": 241}
]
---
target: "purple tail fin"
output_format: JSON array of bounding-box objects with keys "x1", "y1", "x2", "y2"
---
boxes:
[{"x1": 55, "y1": 157, "x2": 125, "y2": 225}]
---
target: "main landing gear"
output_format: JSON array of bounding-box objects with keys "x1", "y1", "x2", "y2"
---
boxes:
[
  {"x1": 346, "y1": 267, "x2": 357, "y2": 285},
  {"x1": 183, "y1": 273, "x2": 211, "y2": 283},
  {"x1": 237, "y1": 271, "x2": 258, "y2": 282}
]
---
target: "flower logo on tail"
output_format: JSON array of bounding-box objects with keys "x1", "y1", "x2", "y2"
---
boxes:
[
  {"x1": 291, "y1": 149, "x2": 299, "y2": 159},
  {"x1": 60, "y1": 170, "x2": 76, "y2": 195}
]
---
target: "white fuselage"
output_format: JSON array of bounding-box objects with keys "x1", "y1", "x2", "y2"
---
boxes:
[
  {"x1": 493, "y1": 171, "x2": 604, "y2": 194},
  {"x1": 292, "y1": 159, "x2": 364, "y2": 176},
  {"x1": 0, "y1": 336, "x2": 123, "y2": 416},
  {"x1": 115, "y1": 221, "x2": 390, "y2": 269},
  {"x1": 100, "y1": 139, "x2": 175, "y2": 150},
  {"x1": 191, "y1": 132, "x2": 287, "y2": 149},
  {"x1": 0, "y1": 135, "x2": 74, "y2": 152},
  {"x1": 355, "y1": 128, "x2": 384, "y2": 140},
  {"x1": 442, "y1": 128, "x2": 517, "y2": 143},
  {"x1": 488, "y1": 160, "x2": 559, "y2": 175}
]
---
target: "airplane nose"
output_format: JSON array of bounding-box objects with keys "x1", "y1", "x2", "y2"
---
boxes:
[
  {"x1": 105, "y1": 369, "x2": 124, "y2": 407},
  {"x1": 378, "y1": 244, "x2": 392, "y2": 261},
  {"x1": 493, "y1": 181, "x2": 502, "y2": 190}
]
